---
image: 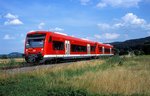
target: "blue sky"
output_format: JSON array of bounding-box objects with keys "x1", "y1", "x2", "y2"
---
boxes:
[{"x1": 0, "y1": 0, "x2": 150, "y2": 54}]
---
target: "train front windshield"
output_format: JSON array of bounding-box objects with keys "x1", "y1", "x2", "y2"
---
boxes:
[{"x1": 26, "y1": 34, "x2": 46, "y2": 48}]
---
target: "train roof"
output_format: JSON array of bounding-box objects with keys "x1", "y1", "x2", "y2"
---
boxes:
[{"x1": 27, "y1": 31, "x2": 113, "y2": 47}]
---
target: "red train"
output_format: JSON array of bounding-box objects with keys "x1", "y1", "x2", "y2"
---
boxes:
[{"x1": 24, "y1": 31, "x2": 114, "y2": 63}]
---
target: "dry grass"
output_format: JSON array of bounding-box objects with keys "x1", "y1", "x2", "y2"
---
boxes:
[
  {"x1": 30, "y1": 59, "x2": 104, "y2": 77},
  {"x1": 0, "y1": 56, "x2": 150, "y2": 95},
  {"x1": 0, "y1": 58, "x2": 24, "y2": 64},
  {"x1": 71, "y1": 67, "x2": 150, "y2": 95},
  {"x1": 0, "y1": 58, "x2": 25, "y2": 69},
  {"x1": 29, "y1": 56, "x2": 150, "y2": 95}
]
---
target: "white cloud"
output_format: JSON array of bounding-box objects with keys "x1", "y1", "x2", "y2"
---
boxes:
[
  {"x1": 3, "y1": 34, "x2": 15, "y2": 40},
  {"x1": 94, "y1": 33, "x2": 120, "y2": 40},
  {"x1": 122, "y1": 13, "x2": 145, "y2": 25},
  {"x1": 94, "y1": 34, "x2": 101, "y2": 39},
  {"x1": 97, "y1": 23, "x2": 111, "y2": 30},
  {"x1": 97, "y1": 0, "x2": 141, "y2": 8},
  {"x1": 38, "y1": 22, "x2": 45, "y2": 29},
  {"x1": 98, "y1": 13, "x2": 148, "y2": 30},
  {"x1": 4, "y1": 13, "x2": 23, "y2": 25},
  {"x1": 104, "y1": 33, "x2": 120, "y2": 39},
  {"x1": 144, "y1": 24, "x2": 150, "y2": 30},
  {"x1": 97, "y1": 13, "x2": 150, "y2": 41},
  {"x1": 49, "y1": 27, "x2": 64, "y2": 32},
  {"x1": 80, "y1": 0, "x2": 90, "y2": 5},
  {"x1": 4, "y1": 13, "x2": 18, "y2": 19},
  {"x1": 113, "y1": 23, "x2": 124, "y2": 28},
  {"x1": 4, "y1": 19, "x2": 23, "y2": 25},
  {"x1": 96, "y1": 2, "x2": 107, "y2": 8}
]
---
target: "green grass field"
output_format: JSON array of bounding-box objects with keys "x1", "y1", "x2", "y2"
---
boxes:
[{"x1": 0, "y1": 55, "x2": 150, "y2": 96}]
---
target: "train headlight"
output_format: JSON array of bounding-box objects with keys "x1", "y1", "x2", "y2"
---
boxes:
[{"x1": 41, "y1": 48, "x2": 43, "y2": 51}]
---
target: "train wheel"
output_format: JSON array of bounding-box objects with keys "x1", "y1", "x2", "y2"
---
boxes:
[{"x1": 25, "y1": 55, "x2": 40, "y2": 63}]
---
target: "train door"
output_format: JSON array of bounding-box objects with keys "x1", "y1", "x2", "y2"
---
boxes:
[
  {"x1": 102, "y1": 46, "x2": 104, "y2": 54},
  {"x1": 87, "y1": 44, "x2": 90, "y2": 54},
  {"x1": 110, "y1": 48, "x2": 112, "y2": 54},
  {"x1": 65, "y1": 40, "x2": 70, "y2": 55}
]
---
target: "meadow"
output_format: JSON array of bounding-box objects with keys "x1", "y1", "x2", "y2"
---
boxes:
[
  {"x1": 0, "y1": 55, "x2": 150, "y2": 96},
  {"x1": 0, "y1": 58, "x2": 25, "y2": 69}
]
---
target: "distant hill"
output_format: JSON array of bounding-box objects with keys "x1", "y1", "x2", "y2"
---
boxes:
[
  {"x1": 0, "y1": 52, "x2": 23, "y2": 59},
  {"x1": 110, "y1": 36, "x2": 150, "y2": 55},
  {"x1": 111, "y1": 36, "x2": 150, "y2": 47},
  {"x1": 8, "y1": 52, "x2": 23, "y2": 58}
]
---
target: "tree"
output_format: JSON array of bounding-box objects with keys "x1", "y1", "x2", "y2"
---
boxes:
[{"x1": 0, "y1": 55, "x2": 8, "y2": 59}]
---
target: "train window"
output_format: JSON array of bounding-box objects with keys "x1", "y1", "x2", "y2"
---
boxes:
[
  {"x1": 26, "y1": 39, "x2": 44, "y2": 48},
  {"x1": 91, "y1": 46, "x2": 96, "y2": 52},
  {"x1": 49, "y1": 36, "x2": 52, "y2": 42},
  {"x1": 26, "y1": 34, "x2": 45, "y2": 48},
  {"x1": 53, "y1": 41, "x2": 64, "y2": 50},
  {"x1": 99, "y1": 47, "x2": 102, "y2": 52},
  {"x1": 71, "y1": 44, "x2": 87, "y2": 52},
  {"x1": 105, "y1": 48, "x2": 110, "y2": 53}
]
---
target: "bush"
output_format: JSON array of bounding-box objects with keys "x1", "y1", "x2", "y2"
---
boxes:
[
  {"x1": 0, "y1": 55, "x2": 8, "y2": 59},
  {"x1": 133, "y1": 50, "x2": 144, "y2": 56}
]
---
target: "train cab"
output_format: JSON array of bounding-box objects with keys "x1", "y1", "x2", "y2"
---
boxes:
[{"x1": 24, "y1": 32, "x2": 47, "y2": 63}]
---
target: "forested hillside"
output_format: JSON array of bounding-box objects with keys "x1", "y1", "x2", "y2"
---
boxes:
[{"x1": 110, "y1": 36, "x2": 150, "y2": 55}]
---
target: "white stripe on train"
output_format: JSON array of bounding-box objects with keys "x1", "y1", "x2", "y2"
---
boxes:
[{"x1": 43, "y1": 54, "x2": 113, "y2": 58}]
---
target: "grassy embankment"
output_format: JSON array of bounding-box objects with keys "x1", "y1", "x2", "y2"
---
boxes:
[
  {"x1": 0, "y1": 55, "x2": 150, "y2": 96},
  {"x1": 0, "y1": 58, "x2": 25, "y2": 68}
]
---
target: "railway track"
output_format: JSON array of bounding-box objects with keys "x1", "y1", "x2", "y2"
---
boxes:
[
  {"x1": 3, "y1": 62, "x2": 70, "y2": 74},
  {"x1": 1, "y1": 59, "x2": 95, "y2": 74}
]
